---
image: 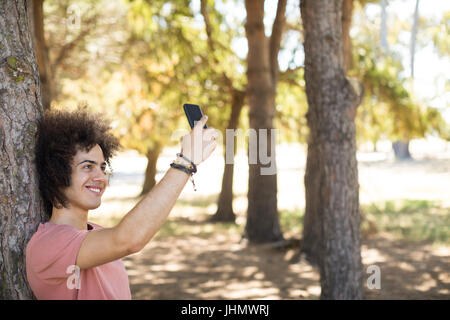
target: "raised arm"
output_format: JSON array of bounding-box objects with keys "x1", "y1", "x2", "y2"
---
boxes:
[{"x1": 76, "y1": 116, "x2": 218, "y2": 269}]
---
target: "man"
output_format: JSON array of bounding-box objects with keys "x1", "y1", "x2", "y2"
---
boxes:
[{"x1": 26, "y1": 108, "x2": 218, "y2": 299}]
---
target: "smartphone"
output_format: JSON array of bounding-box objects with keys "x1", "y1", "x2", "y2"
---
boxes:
[{"x1": 183, "y1": 103, "x2": 207, "y2": 129}]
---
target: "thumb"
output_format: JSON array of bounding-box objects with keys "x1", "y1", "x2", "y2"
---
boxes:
[{"x1": 193, "y1": 115, "x2": 208, "y2": 131}]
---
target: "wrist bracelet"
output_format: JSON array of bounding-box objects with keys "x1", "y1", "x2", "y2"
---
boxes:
[
  {"x1": 170, "y1": 162, "x2": 197, "y2": 191},
  {"x1": 174, "y1": 157, "x2": 196, "y2": 172},
  {"x1": 176, "y1": 153, "x2": 197, "y2": 173}
]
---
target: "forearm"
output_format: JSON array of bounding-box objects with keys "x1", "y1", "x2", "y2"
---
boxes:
[{"x1": 115, "y1": 167, "x2": 190, "y2": 251}]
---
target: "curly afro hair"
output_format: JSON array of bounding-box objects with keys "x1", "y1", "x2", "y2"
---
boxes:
[{"x1": 35, "y1": 108, "x2": 121, "y2": 217}]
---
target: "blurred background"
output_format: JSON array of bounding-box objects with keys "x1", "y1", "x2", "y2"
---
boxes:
[{"x1": 32, "y1": 0, "x2": 449, "y2": 299}]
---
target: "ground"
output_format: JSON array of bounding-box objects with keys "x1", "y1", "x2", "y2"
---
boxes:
[
  {"x1": 122, "y1": 230, "x2": 449, "y2": 300},
  {"x1": 90, "y1": 139, "x2": 450, "y2": 299}
]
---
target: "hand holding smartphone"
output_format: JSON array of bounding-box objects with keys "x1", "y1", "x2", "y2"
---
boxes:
[{"x1": 183, "y1": 104, "x2": 208, "y2": 129}]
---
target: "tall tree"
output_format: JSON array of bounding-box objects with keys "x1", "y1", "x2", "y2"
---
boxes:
[
  {"x1": 120, "y1": 0, "x2": 230, "y2": 196},
  {"x1": 380, "y1": 0, "x2": 388, "y2": 51},
  {"x1": 211, "y1": 88, "x2": 245, "y2": 222},
  {"x1": 410, "y1": 0, "x2": 420, "y2": 79},
  {"x1": 30, "y1": 0, "x2": 117, "y2": 108},
  {"x1": 244, "y1": 0, "x2": 286, "y2": 243},
  {"x1": 300, "y1": 0, "x2": 363, "y2": 299},
  {"x1": 0, "y1": 1, "x2": 45, "y2": 299},
  {"x1": 342, "y1": 0, "x2": 354, "y2": 72},
  {"x1": 302, "y1": 0, "x2": 358, "y2": 264},
  {"x1": 30, "y1": 0, "x2": 53, "y2": 109},
  {"x1": 392, "y1": 0, "x2": 419, "y2": 160},
  {"x1": 199, "y1": 0, "x2": 246, "y2": 222}
]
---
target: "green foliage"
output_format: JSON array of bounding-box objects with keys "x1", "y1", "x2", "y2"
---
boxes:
[
  {"x1": 362, "y1": 199, "x2": 450, "y2": 244},
  {"x1": 351, "y1": 6, "x2": 448, "y2": 145},
  {"x1": 348, "y1": 2, "x2": 450, "y2": 147},
  {"x1": 353, "y1": 44, "x2": 424, "y2": 142},
  {"x1": 279, "y1": 208, "x2": 304, "y2": 238},
  {"x1": 115, "y1": 0, "x2": 253, "y2": 157},
  {"x1": 116, "y1": 0, "x2": 209, "y2": 154},
  {"x1": 275, "y1": 75, "x2": 308, "y2": 144},
  {"x1": 41, "y1": 0, "x2": 134, "y2": 124},
  {"x1": 420, "y1": 10, "x2": 450, "y2": 57}
]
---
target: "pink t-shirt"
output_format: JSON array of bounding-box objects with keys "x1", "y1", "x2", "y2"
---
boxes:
[{"x1": 26, "y1": 221, "x2": 131, "y2": 300}]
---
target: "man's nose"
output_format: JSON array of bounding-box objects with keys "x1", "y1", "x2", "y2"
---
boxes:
[{"x1": 92, "y1": 167, "x2": 107, "y2": 181}]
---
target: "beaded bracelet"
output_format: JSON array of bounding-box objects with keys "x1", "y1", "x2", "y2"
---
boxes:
[
  {"x1": 170, "y1": 162, "x2": 197, "y2": 191},
  {"x1": 176, "y1": 153, "x2": 197, "y2": 173}
]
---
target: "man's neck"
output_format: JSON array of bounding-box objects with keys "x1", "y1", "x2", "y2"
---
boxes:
[{"x1": 50, "y1": 207, "x2": 89, "y2": 230}]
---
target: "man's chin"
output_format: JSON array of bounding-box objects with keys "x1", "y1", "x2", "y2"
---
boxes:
[{"x1": 87, "y1": 201, "x2": 102, "y2": 210}]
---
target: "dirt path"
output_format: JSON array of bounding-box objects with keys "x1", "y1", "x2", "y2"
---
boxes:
[{"x1": 123, "y1": 227, "x2": 450, "y2": 300}]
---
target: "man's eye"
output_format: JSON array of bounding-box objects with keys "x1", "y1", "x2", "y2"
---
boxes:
[{"x1": 83, "y1": 164, "x2": 92, "y2": 169}]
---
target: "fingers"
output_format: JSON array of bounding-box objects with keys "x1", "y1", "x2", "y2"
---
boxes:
[
  {"x1": 202, "y1": 138, "x2": 217, "y2": 160},
  {"x1": 193, "y1": 115, "x2": 208, "y2": 132},
  {"x1": 181, "y1": 115, "x2": 218, "y2": 165},
  {"x1": 203, "y1": 128, "x2": 219, "y2": 141}
]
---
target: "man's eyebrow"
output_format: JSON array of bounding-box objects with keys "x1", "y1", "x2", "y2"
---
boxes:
[{"x1": 78, "y1": 160, "x2": 107, "y2": 166}]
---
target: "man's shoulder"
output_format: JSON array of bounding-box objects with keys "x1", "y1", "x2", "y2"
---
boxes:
[{"x1": 26, "y1": 222, "x2": 87, "y2": 255}]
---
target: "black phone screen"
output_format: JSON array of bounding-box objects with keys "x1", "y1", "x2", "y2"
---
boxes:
[{"x1": 183, "y1": 104, "x2": 207, "y2": 129}]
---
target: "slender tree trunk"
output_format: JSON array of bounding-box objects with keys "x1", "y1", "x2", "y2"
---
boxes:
[
  {"x1": 392, "y1": 140, "x2": 412, "y2": 160},
  {"x1": 380, "y1": 0, "x2": 389, "y2": 51},
  {"x1": 342, "y1": 0, "x2": 353, "y2": 72},
  {"x1": 211, "y1": 89, "x2": 245, "y2": 222},
  {"x1": 244, "y1": 0, "x2": 286, "y2": 243},
  {"x1": 391, "y1": 0, "x2": 420, "y2": 160},
  {"x1": 410, "y1": 0, "x2": 420, "y2": 79},
  {"x1": 0, "y1": 0, "x2": 45, "y2": 299},
  {"x1": 389, "y1": 0, "x2": 415, "y2": 160},
  {"x1": 140, "y1": 143, "x2": 162, "y2": 196},
  {"x1": 31, "y1": 0, "x2": 53, "y2": 110},
  {"x1": 301, "y1": 0, "x2": 363, "y2": 299}
]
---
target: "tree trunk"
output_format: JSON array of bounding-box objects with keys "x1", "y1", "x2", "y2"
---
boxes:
[
  {"x1": 302, "y1": 0, "x2": 358, "y2": 265},
  {"x1": 244, "y1": 0, "x2": 286, "y2": 243},
  {"x1": 0, "y1": 0, "x2": 45, "y2": 299},
  {"x1": 392, "y1": 140, "x2": 412, "y2": 160},
  {"x1": 301, "y1": 0, "x2": 363, "y2": 299},
  {"x1": 31, "y1": 0, "x2": 53, "y2": 110},
  {"x1": 342, "y1": 0, "x2": 353, "y2": 72},
  {"x1": 210, "y1": 89, "x2": 245, "y2": 223},
  {"x1": 380, "y1": 0, "x2": 389, "y2": 51},
  {"x1": 410, "y1": 0, "x2": 420, "y2": 79},
  {"x1": 140, "y1": 143, "x2": 162, "y2": 196}
]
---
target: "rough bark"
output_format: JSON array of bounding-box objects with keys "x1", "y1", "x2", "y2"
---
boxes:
[
  {"x1": 0, "y1": 0, "x2": 46, "y2": 299},
  {"x1": 244, "y1": 0, "x2": 286, "y2": 243},
  {"x1": 300, "y1": 0, "x2": 363, "y2": 299},
  {"x1": 140, "y1": 143, "x2": 162, "y2": 196},
  {"x1": 210, "y1": 89, "x2": 245, "y2": 223},
  {"x1": 302, "y1": 0, "x2": 357, "y2": 266}
]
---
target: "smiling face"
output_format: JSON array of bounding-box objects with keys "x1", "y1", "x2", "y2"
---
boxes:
[{"x1": 62, "y1": 144, "x2": 108, "y2": 213}]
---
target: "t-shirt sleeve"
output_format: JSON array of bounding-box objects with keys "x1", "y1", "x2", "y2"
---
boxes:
[{"x1": 27, "y1": 224, "x2": 89, "y2": 282}]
